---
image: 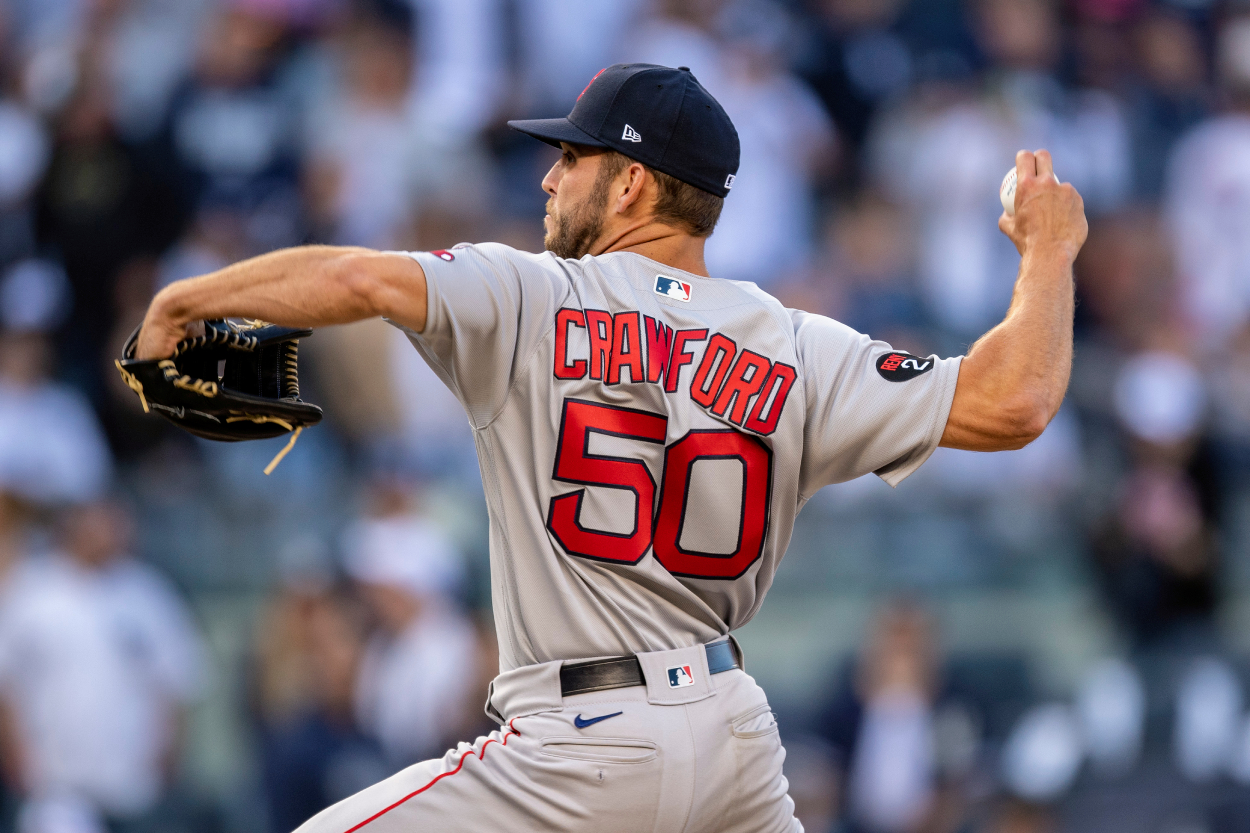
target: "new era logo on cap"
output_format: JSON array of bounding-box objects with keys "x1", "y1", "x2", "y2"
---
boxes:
[
  {"x1": 622, "y1": 124, "x2": 642, "y2": 143},
  {"x1": 667, "y1": 665, "x2": 695, "y2": 688},
  {"x1": 654, "y1": 275, "x2": 691, "y2": 302},
  {"x1": 725, "y1": 174, "x2": 735, "y2": 189}
]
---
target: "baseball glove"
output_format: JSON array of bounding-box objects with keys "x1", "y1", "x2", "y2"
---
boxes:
[{"x1": 115, "y1": 319, "x2": 323, "y2": 474}]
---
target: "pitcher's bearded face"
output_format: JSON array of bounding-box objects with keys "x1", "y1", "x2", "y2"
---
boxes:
[
  {"x1": 543, "y1": 146, "x2": 622, "y2": 260},
  {"x1": 544, "y1": 187, "x2": 608, "y2": 259}
]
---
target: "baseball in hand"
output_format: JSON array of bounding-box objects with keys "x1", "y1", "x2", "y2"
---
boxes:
[{"x1": 1000, "y1": 167, "x2": 1060, "y2": 216}]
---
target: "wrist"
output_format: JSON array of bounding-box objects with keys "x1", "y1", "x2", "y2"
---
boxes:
[
  {"x1": 150, "y1": 282, "x2": 191, "y2": 329},
  {"x1": 1021, "y1": 240, "x2": 1079, "y2": 267}
]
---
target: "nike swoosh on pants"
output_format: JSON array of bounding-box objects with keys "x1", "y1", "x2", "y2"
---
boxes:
[{"x1": 573, "y1": 711, "x2": 624, "y2": 728}]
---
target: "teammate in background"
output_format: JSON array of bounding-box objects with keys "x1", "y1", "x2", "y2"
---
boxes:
[{"x1": 132, "y1": 65, "x2": 1086, "y2": 832}]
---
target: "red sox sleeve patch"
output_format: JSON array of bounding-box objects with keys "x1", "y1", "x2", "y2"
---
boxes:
[{"x1": 875, "y1": 352, "x2": 934, "y2": 381}]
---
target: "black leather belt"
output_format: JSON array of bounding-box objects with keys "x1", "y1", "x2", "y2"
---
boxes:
[{"x1": 559, "y1": 641, "x2": 739, "y2": 697}]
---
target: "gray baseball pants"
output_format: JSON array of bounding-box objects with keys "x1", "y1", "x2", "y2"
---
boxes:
[{"x1": 292, "y1": 643, "x2": 802, "y2": 833}]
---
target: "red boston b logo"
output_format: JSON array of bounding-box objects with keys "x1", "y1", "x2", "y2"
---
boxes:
[{"x1": 578, "y1": 68, "x2": 607, "y2": 101}]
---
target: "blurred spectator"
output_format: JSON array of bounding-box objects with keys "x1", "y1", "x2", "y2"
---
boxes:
[
  {"x1": 707, "y1": 7, "x2": 837, "y2": 286},
  {"x1": 253, "y1": 581, "x2": 388, "y2": 833},
  {"x1": 306, "y1": 0, "x2": 495, "y2": 249},
  {"x1": 792, "y1": 0, "x2": 916, "y2": 164},
  {"x1": 0, "y1": 497, "x2": 205, "y2": 826},
  {"x1": 784, "y1": 190, "x2": 926, "y2": 344},
  {"x1": 845, "y1": 603, "x2": 937, "y2": 832},
  {"x1": 301, "y1": 320, "x2": 405, "y2": 452},
  {"x1": 8, "y1": 0, "x2": 86, "y2": 117},
  {"x1": 1173, "y1": 656, "x2": 1242, "y2": 783},
  {"x1": 823, "y1": 193, "x2": 924, "y2": 340},
  {"x1": 342, "y1": 475, "x2": 481, "y2": 766},
  {"x1": 1072, "y1": 210, "x2": 1175, "y2": 352},
  {"x1": 0, "y1": 95, "x2": 49, "y2": 268},
  {"x1": 1000, "y1": 702, "x2": 1082, "y2": 803},
  {"x1": 0, "y1": 260, "x2": 111, "y2": 505},
  {"x1": 782, "y1": 736, "x2": 841, "y2": 833},
  {"x1": 305, "y1": 7, "x2": 417, "y2": 247},
  {"x1": 515, "y1": 0, "x2": 642, "y2": 118},
  {"x1": 98, "y1": 0, "x2": 211, "y2": 143},
  {"x1": 1091, "y1": 350, "x2": 1219, "y2": 650},
  {"x1": 1075, "y1": 657, "x2": 1146, "y2": 778},
  {"x1": 628, "y1": 0, "x2": 836, "y2": 287},
  {"x1": 1122, "y1": 11, "x2": 1210, "y2": 200},
  {"x1": 620, "y1": 0, "x2": 725, "y2": 87},
  {"x1": 5, "y1": 0, "x2": 88, "y2": 61},
  {"x1": 167, "y1": 4, "x2": 303, "y2": 255},
  {"x1": 405, "y1": 0, "x2": 505, "y2": 143},
  {"x1": 1207, "y1": 324, "x2": 1250, "y2": 492},
  {"x1": 35, "y1": 62, "x2": 188, "y2": 393},
  {"x1": 818, "y1": 603, "x2": 983, "y2": 833},
  {"x1": 870, "y1": 0, "x2": 1129, "y2": 341},
  {"x1": 389, "y1": 330, "x2": 477, "y2": 480},
  {"x1": 1163, "y1": 14, "x2": 1250, "y2": 353},
  {"x1": 914, "y1": 406, "x2": 1082, "y2": 518},
  {"x1": 155, "y1": 207, "x2": 242, "y2": 291}
]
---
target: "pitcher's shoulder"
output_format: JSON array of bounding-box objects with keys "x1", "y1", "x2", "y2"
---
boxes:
[
  {"x1": 722, "y1": 278, "x2": 804, "y2": 336},
  {"x1": 451, "y1": 241, "x2": 562, "y2": 268},
  {"x1": 587, "y1": 252, "x2": 792, "y2": 309}
]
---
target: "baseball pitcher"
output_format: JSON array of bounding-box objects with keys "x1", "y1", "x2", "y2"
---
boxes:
[{"x1": 133, "y1": 65, "x2": 1087, "y2": 832}]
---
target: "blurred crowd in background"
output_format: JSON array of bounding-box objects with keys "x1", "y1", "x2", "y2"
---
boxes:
[{"x1": 0, "y1": 0, "x2": 1249, "y2": 831}]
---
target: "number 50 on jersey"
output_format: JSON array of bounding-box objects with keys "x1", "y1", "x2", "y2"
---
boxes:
[{"x1": 547, "y1": 398, "x2": 772, "y2": 581}]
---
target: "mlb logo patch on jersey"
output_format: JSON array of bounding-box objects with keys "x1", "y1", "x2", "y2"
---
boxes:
[
  {"x1": 430, "y1": 249, "x2": 455, "y2": 262},
  {"x1": 667, "y1": 665, "x2": 695, "y2": 688},
  {"x1": 654, "y1": 275, "x2": 692, "y2": 302}
]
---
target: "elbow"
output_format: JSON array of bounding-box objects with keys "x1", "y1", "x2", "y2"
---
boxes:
[
  {"x1": 328, "y1": 248, "x2": 425, "y2": 328},
  {"x1": 945, "y1": 357, "x2": 1069, "y2": 451},
  {"x1": 994, "y1": 393, "x2": 1055, "y2": 450},
  {"x1": 330, "y1": 250, "x2": 390, "y2": 318}
]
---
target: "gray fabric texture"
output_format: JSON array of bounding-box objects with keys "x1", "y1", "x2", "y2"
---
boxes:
[{"x1": 391, "y1": 244, "x2": 961, "y2": 673}]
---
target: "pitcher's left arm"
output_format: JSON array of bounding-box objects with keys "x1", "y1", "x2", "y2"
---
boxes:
[{"x1": 134, "y1": 246, "x2": 428, "y2": 360}]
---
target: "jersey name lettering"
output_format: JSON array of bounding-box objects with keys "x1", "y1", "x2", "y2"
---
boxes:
[{"x1": 552, "y1": 307, "x2": 797, "y2": 435}]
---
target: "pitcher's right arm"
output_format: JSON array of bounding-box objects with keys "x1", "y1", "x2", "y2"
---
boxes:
[{"x1": 939, "y1": 149, "x2": 1088, "y2": 452}]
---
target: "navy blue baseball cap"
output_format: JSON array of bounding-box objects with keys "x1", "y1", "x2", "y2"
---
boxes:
[{"x1": 508, "y1": 64, "x2": 740, "y2": 198}]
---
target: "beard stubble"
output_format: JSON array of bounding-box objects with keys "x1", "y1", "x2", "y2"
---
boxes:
[{"x1": 544, "y1": 162, "x2": 618, "y2": 259}]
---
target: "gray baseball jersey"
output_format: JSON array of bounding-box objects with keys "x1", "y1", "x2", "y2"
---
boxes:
[{"x1": 393, "y1": 243, "x2": 960, "y2": 673}]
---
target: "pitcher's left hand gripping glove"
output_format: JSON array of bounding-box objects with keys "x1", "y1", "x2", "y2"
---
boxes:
[{"x1": 116, "y1": 319, "x2": 323, "y2": 474}]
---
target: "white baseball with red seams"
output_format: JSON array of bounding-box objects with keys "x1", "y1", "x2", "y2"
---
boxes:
[{"x1": 1000, "y1": 167, "x2": 1062, "y2": 216}]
